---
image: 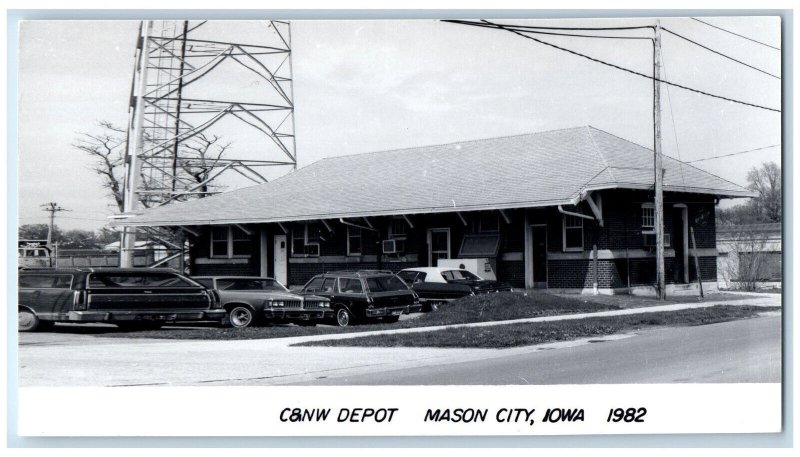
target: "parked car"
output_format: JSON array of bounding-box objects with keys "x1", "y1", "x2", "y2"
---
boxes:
[
  {"x1": 193, "y1": 276, "x2": 332, "y2": 328},
  {"x1": 17, "y1": 268, "x2": 225, "y2": 332},
  {"x1": 299, "y1": 270, "x2": 418, "y2": 326},
  {"x1": 397, "y1": 267, "x2": 513, "y2": 308}
]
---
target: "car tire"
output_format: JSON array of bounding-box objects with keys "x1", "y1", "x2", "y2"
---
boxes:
[
  {"x1": 227, "y1": 306, "x2": 255, "y2": 328},
  {"x1": 383, "y1": 315, "x2": 400, "y2": 323},
  {"x1": 335, "y1": 307, "x2": 353, "y2": 327},
  {"x1": 19, "y1": 309, "x2": 40, "y2": 332}
]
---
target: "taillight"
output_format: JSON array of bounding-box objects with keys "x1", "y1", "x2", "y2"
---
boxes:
[{"x1": 73, "y1": 291, "x2": 87, "y2": 311}]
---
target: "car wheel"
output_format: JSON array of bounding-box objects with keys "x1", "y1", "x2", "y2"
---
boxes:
[
  {"x1": 228, "y1": 306, "x2": 254, "y2": 328},
  {"x1": 19, "y1": 309, "x2": 40, "y2": 332},
  {"x1": 335, "y1": 307, "x2": 353, "y2": 327}
]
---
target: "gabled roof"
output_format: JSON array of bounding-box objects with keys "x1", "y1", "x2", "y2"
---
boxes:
[{"x1": 116, "y1": 126, "x2": 755, "y2": 227}]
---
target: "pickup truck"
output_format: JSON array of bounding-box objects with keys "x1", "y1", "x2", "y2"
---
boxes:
[{"x1": 17, "y1": 268, "x2": 225, "y2": 331}]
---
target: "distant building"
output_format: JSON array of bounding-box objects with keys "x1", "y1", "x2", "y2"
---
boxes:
[
  {"x1": 115, "y1": 126, "x2": 754, "y2": 295},
  {"x1": 717, "y1": 223, "x2": 782, "y2": 290}
]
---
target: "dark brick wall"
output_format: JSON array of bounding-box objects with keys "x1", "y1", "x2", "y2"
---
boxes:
[
  {"x1": 548, "y1": 259, "x2": 626, "y2": 289},
  {"x1": 287, "y1": 261, "x2": 419, "y2": 287},
  {"x1": 498, "y1": 260, "x2": 525, "y2": 288}
]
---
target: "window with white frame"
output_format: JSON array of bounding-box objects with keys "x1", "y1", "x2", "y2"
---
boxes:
[
  {"x1": 388, "y1": 217, "x2": 407, "y2": 253},
  {"x1": 641, "y1": 204, "x2": 671, "y2": 247},
  {"x1": 291, "y1": 222, "x2": 321, "y2": 257},
  {"x1": 210, "y1": 226, "x2": 252, "y2": 258},
  {"x1": 562, "y1": 215, "x2": 584, "y2": 251},
  {"x1": 347, "y1": 226, "x2": 362, "y2": 256}
]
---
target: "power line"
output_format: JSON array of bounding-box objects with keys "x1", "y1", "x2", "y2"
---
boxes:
[
  {"x1": 662, "y1": 27, "x2": 780, "y2": 79},
  {"x1": 442, "y1": 20, "x2": 653, "y2": 40},
  {"x1": 443, "y1": 19, "x2": 654, "y2": 31},
  {"x1": 691, "y1": 18, "x2": 781, "y2": 51},
  {"x1": 661, "y1": 57, "x2": 687, "y2": 188},
  {"x1": 686, "y1": 145, "x2": 781, "y2": 163},
  {"x1": 448, "y1": 20, "x2": 781, "y2": 113}
]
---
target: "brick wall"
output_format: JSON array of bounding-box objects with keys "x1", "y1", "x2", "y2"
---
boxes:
[
  {"x1": 498, "y1": 260, "x2": 525, "y2": 288},
  {"x1": 287, "y1": 261, "x2": 419, "y2": 287}
]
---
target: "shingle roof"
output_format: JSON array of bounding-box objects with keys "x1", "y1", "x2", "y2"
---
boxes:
[{"x1": 116, "y1": 126, "x2": 754, "y2": 227}]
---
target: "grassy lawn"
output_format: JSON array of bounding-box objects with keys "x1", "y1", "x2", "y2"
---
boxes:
[
  {"x1": 564, "y1": 292, "x2": 757, "y2": 310},
  {"x1": 295, "y1": 305, "x2": 781, "y2": 349}
]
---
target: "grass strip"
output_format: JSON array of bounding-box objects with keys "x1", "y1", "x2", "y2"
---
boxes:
[{"x1": 294, "y1": 305, "x2": 780, "y2": 349}]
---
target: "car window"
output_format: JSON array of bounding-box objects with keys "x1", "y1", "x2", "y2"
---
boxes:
[
  {"x1": 142, "y1": 273, "x2": 195, "y2": 287},
  {"x1": 442, "y1": 270, "x2": 480, "y2": 281},
  {"x1": 338, "y1": 278, "x2": 364, "y2": 294},
  {"x1": 19, "y1": 275, "x2": 72, "y2": 289},
  {"x1": 417, "y1": 272, "x2": 427, "y2": 282},
  {"x1": 303, "y1": 276, "x2": 324, "y2": 293},
  {"x1": 396, "y1": 271, "x2": 418, "y2": 284},
  {"x1": 321, "y1": 277, "x2": 337, "y2": 293},
  {"x1": 195, "y1": 279, "x2": 214, "y2": 289},
  {"x1": 88, "y1": 273, "x2": 194, "y2": 288},
  {"x1": 216, "y1": 278, "x2": 288, "y2": 292},
  {"x1": 366, "y1": 275, "x2": 409, "y2": 292}
]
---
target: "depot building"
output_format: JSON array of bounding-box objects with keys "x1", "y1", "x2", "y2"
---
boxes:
[{"x1": 115, "y1": 126, "x2": 754, "y2": 295}]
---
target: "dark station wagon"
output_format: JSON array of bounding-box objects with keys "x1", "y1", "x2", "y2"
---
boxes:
[
  {"x1": 300, "y1": 270, "x2": 419, "y2": 326},
  {"x1": 17, "y1": 268, "x2": 225, "y2": 331}
]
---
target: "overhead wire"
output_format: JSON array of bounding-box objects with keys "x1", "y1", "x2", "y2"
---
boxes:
[
  {"x1": 661, "y1": 55, "x2": 687, "y2": 188},
  {"x1": 691, "y1": 17, "x2": 781, "y2": 51},
  {"x1": 685, "y1": 145, "x2": 781, "y2": 163},
  {"x1": 662, "y1": 27, "x2": 780, "y2": 79},
  {"x1": 443, "y1": 19, "x2": 781, "y2": 113}
]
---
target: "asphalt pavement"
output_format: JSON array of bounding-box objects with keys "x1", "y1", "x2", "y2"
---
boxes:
[{"x1": 17, "y1": 293, "x2": 781, "y2": 387}]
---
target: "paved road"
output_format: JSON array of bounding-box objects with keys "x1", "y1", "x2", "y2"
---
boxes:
[{"x1": 291, "y1": 314, "x2": 782, "y2": 385}]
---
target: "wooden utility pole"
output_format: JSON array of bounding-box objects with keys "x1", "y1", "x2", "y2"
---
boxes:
[
  {"x1": 653, "y1": 21, "x2": 666, "y2": 300},
  {"x1": 40, "y1": 202, "x2": 68, "y2": 247}
]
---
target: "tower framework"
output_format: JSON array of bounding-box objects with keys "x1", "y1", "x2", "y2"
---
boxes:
[{"x1": 120, "y1": 20, "x2": 296, "y2": 266}]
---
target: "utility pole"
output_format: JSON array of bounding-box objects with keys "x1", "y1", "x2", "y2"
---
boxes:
[
  {"x1": 120, "y1": 20, "x2": 153, "y2": 267},
  {"x1": 653, "y1": 20, "x2": 666, "y2": 300},
  {"x1": 40, "y1": 202, "x2": 68, "y2": 247}
]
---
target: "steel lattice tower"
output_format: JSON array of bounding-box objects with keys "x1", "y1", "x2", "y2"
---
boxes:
[{"x1": 120, "y1": 20, "x2": 296, "y2": 266}]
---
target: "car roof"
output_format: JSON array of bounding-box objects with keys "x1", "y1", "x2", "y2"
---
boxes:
[
  {"x1": 400, "y1": 267, "x2": 464, "y2": 274},
  {"x1": 193, "y1": 276, "x2": 277, "y2": 280},
  {"x1": 19, "y1": 267, "x2": 180, "y2": 274}
]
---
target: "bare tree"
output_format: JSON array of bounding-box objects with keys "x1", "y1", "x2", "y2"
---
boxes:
[
  {"x1": 73, "y1": 121, "x2": 128, "y2": 212},
  {"x1": 178, "y1": 133, "x2": 232, "y2": 198},
  {"x1": 719, "y1": 224, "x2": 779, "y2": 291},
  {"x1": 75, "y1": 122, "x2": 231, "y2": 209},
  {"x1": 747, "y1": 161, "x2": 781, "y2": 223}
]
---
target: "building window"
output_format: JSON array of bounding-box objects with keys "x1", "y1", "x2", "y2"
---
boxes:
[
  {"x1": 388, "y1": 217, "x2": 407, "y2": 253},
  {"x1": 641, "y1": 204, "x2": 671, "y2": 247},
  {"x1": 562, "y1": 215, "x2": 584, "y2": 251},
  {"x1": 291, "y1": 222, "x2": 321, "y2": 257},
  {"x1": 347, "y1": 226, "x2": 362, "y2": 256},
  {"x1": 470, "y1": 213, "x2": 500, "y2": 233},
  {"x1": 210, "y1": 226, "x2": 252, "y2": 258}
]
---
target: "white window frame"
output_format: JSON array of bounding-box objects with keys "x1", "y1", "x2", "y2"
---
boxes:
[
  {"x1": 291, "y1": 222, "x2": 321, "y2": 258},
  {"x1": 427, "y1": 228, "x2": 451, "y2": 266},
  {"x1": 562, "y1": 215, "x2": 584, "y2": 252},
  {"x1": 641, "y1": 204, "x2": 671, "y2": 247},
  {"x1": 347, "y1": 226, "x2": 362, "y2": 256},
  {"x1": 388, "y1": 217, "x2": 408, "y2": 253},
  {"x1": 210, "y1": 226, "x2": 251, "y2": 258}
]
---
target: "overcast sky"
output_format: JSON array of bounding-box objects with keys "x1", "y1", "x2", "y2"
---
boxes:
[{"x1": 16, "y1": 16, "x2": 782, "y2": 231}]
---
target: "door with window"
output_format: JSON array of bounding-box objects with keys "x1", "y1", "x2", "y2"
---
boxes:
[{"x1": 427, "y1": 228, "x2": 450, "y2": 267}]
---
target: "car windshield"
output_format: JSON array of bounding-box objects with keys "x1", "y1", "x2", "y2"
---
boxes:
[
  {"x1": 216, "y1": 278, "x2": 288, "y2": 292},
  {"x1": 366, "y1": 275, "x2": 409, "y2": 292},
  {"x1": 441, "y1": 270, "x2": 481, "y2": 281}
]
